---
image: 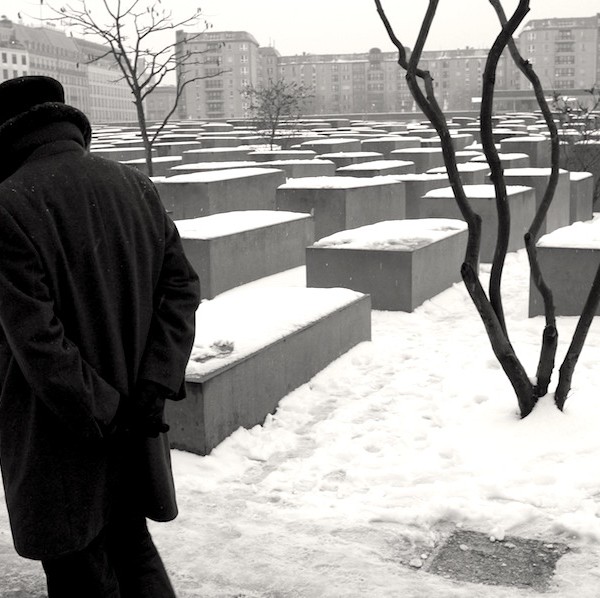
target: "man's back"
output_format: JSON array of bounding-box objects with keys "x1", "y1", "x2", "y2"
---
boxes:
[
  {"x1": 0, "y1": 84, "x2": 200, "y2": 563},
  {"x1": 1, "y1": 141, "x2": 171, "y2": 397}
]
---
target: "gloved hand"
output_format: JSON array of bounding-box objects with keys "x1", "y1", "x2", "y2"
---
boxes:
[{"x1": 130, "y1": 380, "x2": 173, "y2": 438}]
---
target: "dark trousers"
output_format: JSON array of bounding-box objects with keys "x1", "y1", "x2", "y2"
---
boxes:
[{"x1": 41, "y1": 510, "x2": 176, "y2": 598}]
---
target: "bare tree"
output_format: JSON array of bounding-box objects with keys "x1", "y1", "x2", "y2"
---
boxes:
[
  {"x1": 241, "y1": 79, "x2": 313, "y2": 149},
  {"x1": 49, "y1": 0, "x2": 224, "y2": 176},
  {"x1": 552, "y1": 87, "x2": 600, "y2": 207},
  {"x1": 375, "y1": 0, "x2": 600, "y2": 417}
]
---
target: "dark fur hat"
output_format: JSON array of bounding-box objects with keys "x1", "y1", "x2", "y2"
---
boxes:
[{"x1": 0, "y1": 76, "x2": 66, "y2": 126}]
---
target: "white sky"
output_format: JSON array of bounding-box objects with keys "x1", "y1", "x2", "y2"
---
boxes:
[{"x1": 6, "y1": 0, "x2": 600, "y2": 55}]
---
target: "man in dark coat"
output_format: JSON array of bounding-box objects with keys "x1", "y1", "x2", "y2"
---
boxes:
[{"x1": 0, "y1": 76, "x2": 200, "y2": 597}]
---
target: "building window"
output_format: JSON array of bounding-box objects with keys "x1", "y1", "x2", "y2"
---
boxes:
[
  {"x1": 555, "y1": 79, "x2": 575, "y2": 89},
  {"x1": 240, "y1": 54, "x2": 248, "y2": 63},
  {"x1": 555, "y1": 55, "x2": 575, "y2": 64},
  {"x1": 556, "y1": 42, "x2": 574, "y2": 53},
  {"x1": 12, "y1": 54, "x2": 17, "y2": 64},
  {"x1": 555, "y1": 67, "x2": 575, "y2": 78}
]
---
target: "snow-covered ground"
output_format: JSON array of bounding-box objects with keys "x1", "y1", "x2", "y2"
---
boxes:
[{"x1": 3, "y1": 247, "x2": 600, "y2": 597}]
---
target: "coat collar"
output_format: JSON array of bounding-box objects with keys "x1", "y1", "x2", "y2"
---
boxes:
[{"x1": 0, "y1": 103, "x2": 92, "y2": 181}]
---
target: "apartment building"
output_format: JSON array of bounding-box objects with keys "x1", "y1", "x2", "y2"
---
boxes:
[
  {"x1": 517, "y1": 14, "x2": 599, "y2": 91},
  {"x1": 175, "y1": 30, "x2": 260, "y2": 120},
  {"x1": 175, "y1": 29, "x2": 512, "y2": 118},
  {"x1": 145, "y1": 85, "x2": 177, "y2": 123},
  {"x1": 493, "y1": 14, "x2": 600, "y2": 111},
  {"x1": 279, "y1": 48, "x2": 411, "y2": 115},
  {"x1": 0, "y1": 16, "x2": 137, "y2": 123}
]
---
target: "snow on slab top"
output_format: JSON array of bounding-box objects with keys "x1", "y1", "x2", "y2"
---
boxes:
[
  {"x1": 162, "y1": 168, "x2": 283, "y2": 183},
  {"x1": 337, "y1": 160, "x2": 414, "y2": 170},
  {"x1": 503, "y1": 167, "x2": 568, "y2": 176},
  {"x1": 265, "y1": 159, "x2": 335, "y2": 166},
  {"x1": 570, "y1": 172, "x2": 593, "y2": 181},
  {"x1": 396, "y1": 173, "x2": 448, "y2": 182},
  {"x1": 186, "y1": 146, "x2": 249, "y2": 153},
  {"x1": 122, "y1": 156, "x2": 182, "y2": 164},
  {"x1": 368, "y1": 136, "x2": 416, "y2": 142},
  {"x1": 175, "y1": 210, "x2": 310, "y2": 239},
  {"x1": 471, "y1": 152, "x2": 530, "y2": 161},
  {"x1": 393, "y1": 147, "x2": 443, "y2": 154},
  {"x1": 500, "y1": 135, "x2": 547, "y2": 142},
  {"x1": 428, "y1": 163, "x2": 490, "y2": 173},
  {"x1": 320, "y1": 151, "x2": 383, "y2": 158},
  {"x1": 538, "y1": 216, "x2": 600, "y2": 249},
  {"x1": 170, "y1": 161, "x2": 261, "y2": 171},
  {"x1": 186, "y1": 287, "x2": 365, "y2": 379},
  {"x1": 425, "y1": 184, "x2": 531, "y2": 198},
  {"x1": 302, "y1": 138, "x2": 359, "y2": 145},
  {"x1": 279, "y1": 175, "x2": 403, "y2": 189},
  {"x1": 94, "y1": 147, "x2": 145, "y2": 153},
  {"x1": 313, "y1": 218, "x2": 467, "y2": 251}
]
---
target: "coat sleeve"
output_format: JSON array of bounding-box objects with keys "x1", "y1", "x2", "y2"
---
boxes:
[
  {"x1": 137, "y1": 212, "x2": 200, "y2": 397},
  {"x1": 0, "y1": 206, "x2": 121, "y2": 441}
]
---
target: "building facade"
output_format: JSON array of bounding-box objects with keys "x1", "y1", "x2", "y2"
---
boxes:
[
  {"x1": 0, "y1": 16, "x2": 137, "y2": 123},
  {"x1": 516, "y1": 14, "x2": 600, "y2": 92},
  {"x1": 174, "y1": 14, "x2": 600, "y2": 120},
  {"x1": 145, "y1": 84, "x2": 177, "y2": 123},
  {"x1": 176, "y1": 30, "x2": 261, "y2": 120},
  {"x1": 176, "y1": 32, "x2": 509, "y2": 118}
]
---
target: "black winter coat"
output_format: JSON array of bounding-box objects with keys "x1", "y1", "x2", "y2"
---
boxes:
[{"x1": 0, "y1": 103, "x2": 200, "y2": 559}]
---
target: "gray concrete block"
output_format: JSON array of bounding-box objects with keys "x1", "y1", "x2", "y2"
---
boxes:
[
  {"x1": 155, "y1": 168, "x2": 286, "y2": 220},
  {"x1": 276, "y1": 176, "x2": 406, "y2": 240},
  {"x1": 420, "y1": 185, "x2": 537, "y2": 262},
  {"x1": 168, "y1": 290, "x2": 372, "y2": 455},
  {"x1": 306, "y1": 219, "x2": 467, "y2": 311},
  {"x1": 569, "y1": 172, "x2": 594, "y2": 224},
  {"x1": 503, "y1": 168, "x2": 571, "y2": 235},
  {"x1": 176, "y1": 211, "x2": 314, "y2": 299},
  {"x1": 529, "y1": 219, "x2": 600, "y2": 316}
]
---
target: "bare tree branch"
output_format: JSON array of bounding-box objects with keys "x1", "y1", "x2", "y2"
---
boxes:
[
  {"x1": 374, "y1": 0, "x2": 537, "y2": 417},
  {"x1": 481, "y1": 0, "x2": 530, "y2": 336},
  {"x1": 489, "y1": 0, "x2": 562, "y2": 398},
  {"x1": 48, "y1": 0, "x2": 221, "y2": 176}
]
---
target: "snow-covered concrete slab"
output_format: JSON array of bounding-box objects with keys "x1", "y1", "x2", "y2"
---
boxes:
[
  {"x1": 181, "y1": 146, "x2": 252, "y2": 164},
  {"x1": 568, "y1": 171, "x2": 594, "y2": 224},
  {"x1": 319, "y1": 151, "x2": 384, "y2": 169},
  {"x1": 176, "y1": 210, "x2": 314, "y2": 299},
  {"x1": 470, "y1": 152, "x2": 531, "y2": 169},
  {"x1": 530, "y1": 216, "x2": 600, "y2": 316},
  {"x1": 168, "y1": 287, "x2": 371, "y2": 454},
  {"x1": 306, "y1": 219, "x2": 467, "y2": 311},
  {"x1": 336, "y1": 159, "x2": 415, "y2": 178},
  {"x1": 360, "y1": 136, "x2": 422, "y2": 157},
  {"x1": 427, "y1": 162, "x2": 491, "y2": 185},
  {"x1": 421, "y1": 185, "x2": 536, "y2": 262},
  {"x1": 500, "y1": 135, "x2": 552, "y2": 168},
  {"x1": 276, "y1": 176, "x2": 406, "y2": 240},
  {"x1": 300, "y1": 138, "x2": 362, "y2": 154},
  {"x1": 395, "y1": 173, "x2": 450, "y2": 218},
  {"x1": 122, "y1": 155, "x2": 183, "y2": 177},
  {"x1": 503, "y1": 168, "x2": 571, "y2": 235},
  {"x1": 390, "y1": 147, "x2": 445, "y2": 173},
  {"x1": 155, "y1": 168, "x2": 286, "y2": 220}
]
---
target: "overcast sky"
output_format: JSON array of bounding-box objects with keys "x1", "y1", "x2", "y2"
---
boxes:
[{"x1": 6, "y1": 0, "x2": 600, "y2": 55}]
